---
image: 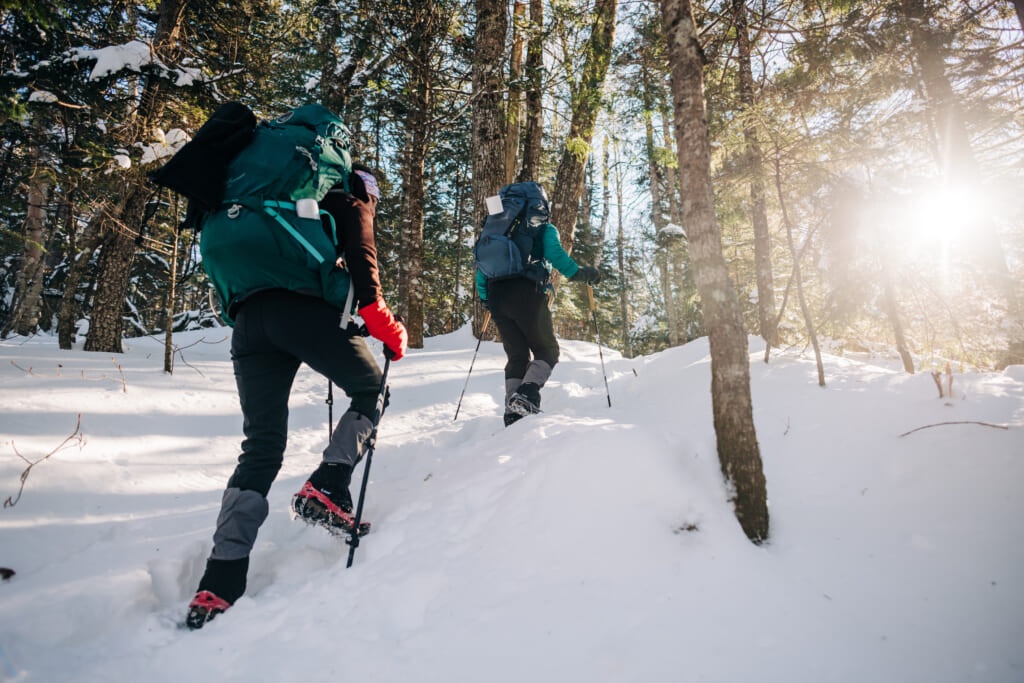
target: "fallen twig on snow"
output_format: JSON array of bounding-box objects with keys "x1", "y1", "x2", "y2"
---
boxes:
[
  {"x1": 3, "y1": 414, "x2": 85, "y2": 508},
  {"x1": 12, "y1": 358, "x2": 127, "y2": 391},
  {"x1": 899, "y1": 421, "x2": 1009, "y2": 438}
]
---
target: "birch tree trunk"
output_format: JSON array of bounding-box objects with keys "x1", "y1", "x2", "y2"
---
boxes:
[
  {"x1": 549, "y1": 0, "x2": 618, "y2": 255},
  {"x1": 517, "y1": 0, "x2": 544, "y2": 183},
  {"x1": 613, "y1": 140, "x2": 631, "y2": 357},
  {"x1": 6, "y1": 163, "x2": 51, "y2": 337},
  {"x1": 471, "y1": 0, "x2": 507, "y2": 338},
  {"x1": 163, "y1": 229, "x2": 179, "y2": 373},
  {"x1": 662, "y1": 0, "x2": 768, "y2": 543}
]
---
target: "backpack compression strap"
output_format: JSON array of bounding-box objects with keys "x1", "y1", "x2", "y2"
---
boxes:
[
  {"x1": 263, "y1": 201, "x2": 327, "y2": 263},
  {"x1": 262, "y1": 199, "x2": 355, "y2": 327}
]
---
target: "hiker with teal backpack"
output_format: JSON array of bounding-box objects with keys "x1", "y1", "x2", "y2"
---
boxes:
[
  {"x1": 150, "y1": 102, "x2": 407, "y2": 629},
  {"x1": 474, "y1": 182, "x2": 601, "y2": 426}
]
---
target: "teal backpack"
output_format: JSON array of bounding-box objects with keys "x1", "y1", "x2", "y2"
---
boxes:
[{"x1": 151, "y1": 102, "x2": 355, "y2": 325}]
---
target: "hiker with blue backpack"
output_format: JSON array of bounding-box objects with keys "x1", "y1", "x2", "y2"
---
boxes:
[
  {"x1": 474, "y1": 182, "x2": 601, "y2": 427},
  {"x1": 150, "y1": 103, "x2": 407, "y2": 629}
]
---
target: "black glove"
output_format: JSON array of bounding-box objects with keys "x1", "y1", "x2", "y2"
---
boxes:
[
  {"x1": 570, "y1": 266, "x2": 601, "y2": 285},
  {"x1": 480, "y1": 299, "x2": 492, "y2": 312}
]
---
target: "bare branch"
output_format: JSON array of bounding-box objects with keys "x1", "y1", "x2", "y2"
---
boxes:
[
  {"x1": 4, "y1": 415, "x2": 85, "y2": 508},
  {"x1": 899, "y1": 421, "x2": 1009, "y2": 438}
]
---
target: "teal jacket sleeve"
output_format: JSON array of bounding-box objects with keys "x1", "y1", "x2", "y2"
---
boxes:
[
  {"x1": 476, "y1": 268, "x2": 488, "y2": 302},
  {"x1": 540, "y1": 224, "x2": 579, "y2": 279}
]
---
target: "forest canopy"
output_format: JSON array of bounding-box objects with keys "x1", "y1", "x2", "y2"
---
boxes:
[{"x1": 2, "y1": 0, "x2": 1022, "y2": 371}]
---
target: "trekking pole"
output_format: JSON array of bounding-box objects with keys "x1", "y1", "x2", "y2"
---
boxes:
[
  {"x1": 346, "y1": 351, "x2": 392, "y2": 568},
  {"x1": 588, "y1": 286, "x2": 612, "y2": 407},
  {"x1": 453, "y1": 311, "x2": 491, "y2": 421},
  {"x1": 326, "y1": 382, "x2": 334, "y2": 442}
]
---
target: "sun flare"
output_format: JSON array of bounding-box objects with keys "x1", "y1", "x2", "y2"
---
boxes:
[{"x1": 905, "y1": 184, "x2": 980, "y2": 245}]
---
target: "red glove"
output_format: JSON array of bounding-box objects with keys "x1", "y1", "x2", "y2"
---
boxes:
[{"x1": 359, "y1": 300, "x2": 408, "y2": 361}]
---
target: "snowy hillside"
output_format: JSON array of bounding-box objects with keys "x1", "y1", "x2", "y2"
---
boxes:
[{"x1": 1, "y1": 328, "x2": 1022, "y2": 682}]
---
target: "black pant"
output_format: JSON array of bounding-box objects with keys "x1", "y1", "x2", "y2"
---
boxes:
[
  {"x1": 488, "y1": 278, "x2": 560, "y2": 379},
  {"x1": 227, "y1": 289, "x2": 382, "y2": 496}
]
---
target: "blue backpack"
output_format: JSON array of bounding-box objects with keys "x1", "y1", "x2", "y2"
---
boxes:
[{"x1": 473, "y1": 182, "x2": 550, "y2": 284}]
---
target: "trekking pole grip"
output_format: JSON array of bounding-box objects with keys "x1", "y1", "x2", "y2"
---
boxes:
[{"x1": 587, "y1": 285, "x2": 595, "y2": 311}]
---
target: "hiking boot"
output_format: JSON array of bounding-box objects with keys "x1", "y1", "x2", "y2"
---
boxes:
[
  {"x1": 292, "y1": 481, "x2": 370, "y2": 537},
  {"x1": 186, "y1": 590, "x2": 231, "y2": 630},
  {"x1": 504, "y1": 410, "x2": 525, "y2": 427},
  {"x1": 507, "y1": 382, "x2": 541, "y2": 417},
  {"x1": 186, "y1": 556, "x2": 247, "y2": 629}
]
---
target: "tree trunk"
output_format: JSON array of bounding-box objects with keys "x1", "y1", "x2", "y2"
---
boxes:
[
  {"x1": 471, "y1": 0, "x2": 507, "y2": 338},
  {"x1": 661, "y1": 106, "x2": 682, "y2": 226},
  {"x1": 661, "y1": 108, "x2": 689, "y2": 345},
  {"x1": 84, "y1": 0, "x2": 189, "y2": 353},
  {"x1": 451, "y1": 160, "x2": 469, "y2": 330},
  {"x1": 662, "y1": 0, "x2": 768, "y2": 543},
  {"x1": 644, "y1": 85, "x2": 680, "y2": 347},
  {"x1": 656, "y1": 242, "x2": 677, "y2": 345},
  {"x1": 670, "y1": 238, "x2": 688, "y2": 342},
  {"x1": 517, "y1": 0, "x2": 544, "y2": 183},
  {"x1": 396, "y1": 18, "x2": 435, "y2": 349},
  {"x1": 505, "y1": 1, "x2": 526, "y2": 184},
  {"x1": 773, "y1": 150, "x2": 826, "y2": 385},
  {"x1": 57, "y1": 206, "x2": 105, "y2": 349},
  {"x1": 316, "y1": 0, "x2": 346, "y2": 114},
  {"x1": 1013, "y1": 0, "x2": 1024, "y2": 31},
  {"x1": 580, "y1": 156, "x2": 594, "y2": 254},
  {"x1": 163, "y1": 227, "x2": 179, "y2": 373},
  {"x1": 613, "y1": 140, "x2": 631, "y2": 357},
  {"x1": 84, "y1": 187, "x2": 147, "y2": 352},
  {"x1": 881, "y1": 262, "x2": 915, "y2": 374},
  {"x1": 318, "y1": 0, "x2": 375, "y2": 115},
  {"x1": 6, "y1": 163, "x2": 51, "y2": 337},
  {"x1": 732, "y1": 0, "x2": 776, "y2": 349},
  {"x1": 599, "y1": 137, "x2": 610, "y2": 254},
  {"x1": 549, "y1": 0, "x2": 618, "y2": 255}
]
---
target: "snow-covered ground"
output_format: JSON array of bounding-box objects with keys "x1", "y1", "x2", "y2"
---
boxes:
[{"x1": 1, "y1": 327, "x2": 1022, "y2": 682}]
